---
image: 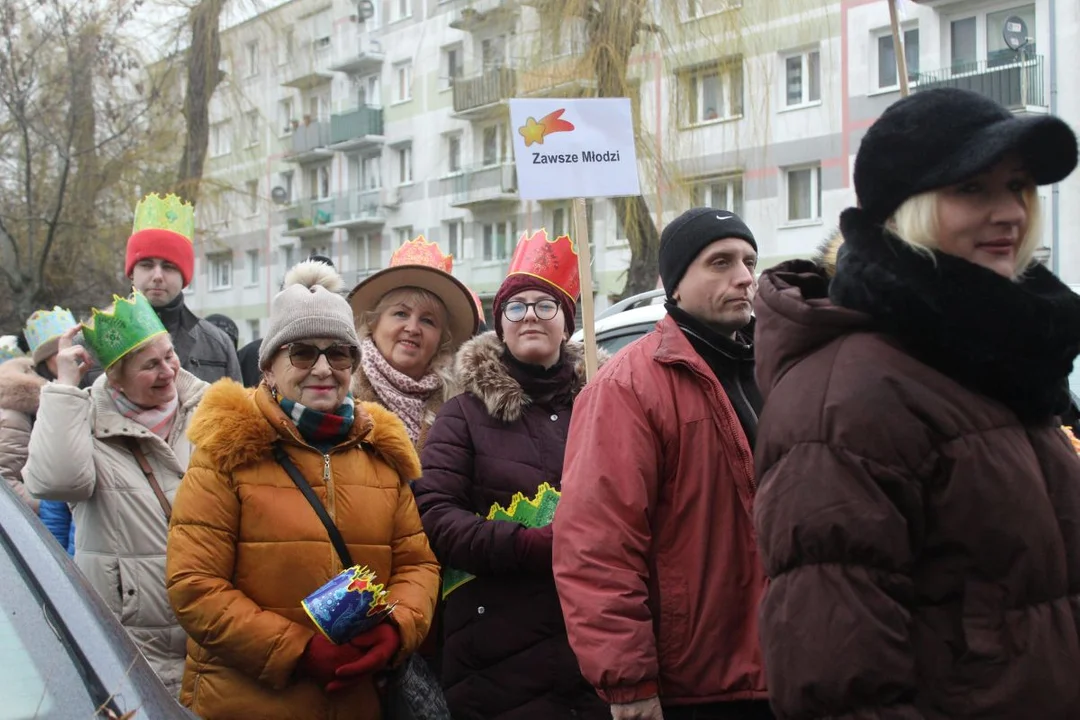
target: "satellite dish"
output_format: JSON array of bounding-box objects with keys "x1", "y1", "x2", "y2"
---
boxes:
[
  {"x1": 358, "y1": 0, "x2": 375, "y2": 21},
  {"x1": 271, "y1": 186, "x2": 289, "y2": 205},
  {"x1": 1002, "y1": 16, "x2": 1029, "y2": 51}
]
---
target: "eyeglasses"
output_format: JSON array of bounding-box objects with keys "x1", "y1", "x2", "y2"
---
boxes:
[
  {"x1": 283, "y1": 343, "x2": 359, "y2": 370},
  {"x1": 503, "y1": 300, "x2": 560, "y2": 322}
]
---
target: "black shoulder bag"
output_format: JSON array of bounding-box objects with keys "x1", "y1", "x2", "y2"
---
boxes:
[{"x1": 272, "y1": 443, "x2": 450, "y2": 720}]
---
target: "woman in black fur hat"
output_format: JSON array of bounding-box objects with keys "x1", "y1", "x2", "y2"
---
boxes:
[{"x1": 751, "y1": 88, "x2": 1080, "y2": 719}]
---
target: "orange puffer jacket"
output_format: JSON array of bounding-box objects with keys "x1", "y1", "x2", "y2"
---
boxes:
[{"x1": 166, "y1": 380, "x2": 439, "y2": 720}]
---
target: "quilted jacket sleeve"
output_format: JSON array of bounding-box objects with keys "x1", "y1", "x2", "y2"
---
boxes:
[
  {"x1": 414, "y1": 396, "x2": 523, "y2": 575},
  {"x1": 22, "y1": 384, "x2": 97, "y2": 503},
  {"x1": 0, "y1": 408, "x2": 38, "y2": 512},
  {"x1": 754, "y1": 440, "x2": 926, "y2": 720},
  {"x1": 166, "y1": 448, "x2": 313, "y2": 690},
  {"x1": 552, "y1": 375, "x2": 664, "y2": 705},
  {"x1": 385, "y1": 482, "x2": 440, "y2": 662}
]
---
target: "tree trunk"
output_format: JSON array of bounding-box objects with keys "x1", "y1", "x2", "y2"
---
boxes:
[{"x1": 176, "y1": 0, "x2": 226, "y2": 205}]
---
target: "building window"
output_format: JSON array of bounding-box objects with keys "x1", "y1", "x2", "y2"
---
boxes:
[
  {"x1": 210, "y1": 121, "x2": 231, "y2": 157},
  {"x1": 395, "y1": 226, "x2": 414, "y2": 246},
  {"x1": 245, "y1": 179, "x2": 259, "y2": 215},
  {"x1": 447, "y1": 134, "x2": 462, "y2": 173},
  {"x1": 397, "y1": 144, "x2": 413, "y2": 185},
  {"x1": 987, "y1": 5, "x2": 1036, "y2": 67},
  {"x1": 280, "y1": 171, "x2": 295, "y2": 203},
  {"x1": 278, "y1": 30, "x2": 294, "y2": 66},
  {"x1": 445, "y1": 220, "x2": 463, "y2": 259},
  {"x1": 209, "y1": 253, "x2": 233, "y2": 290},
  {"x1": 279, "y1": 98, "x2": 295, "y2": 135},
  {"x1": 682, "y1": 60, "x2": 743, "y2": 125},
  {"x1": 786, "y1": 165, "x2": 822, "y2": 223},
  {"x1": 443, "y1": 46, "x2": 462, "y2": 89},
  {"x1": 245, "y1": 41, "x2": 259, "y2": 77},
  {"x1": 353, "y1": 233, "x2": 379, "y2": 271},
  {"x1": 552, "y1": 206, "x2": 567, "y2": 237},
  {"x1": 784, "y1": 49, "x2": 821, "y2": 107},
  {"x1": 394, "y1": 62, "x2": 413, "y2": 103},
  {"x1": 392, "y1": 0, "x2": 411, "y2": 22},
  {"x1": 683, "y1": 0, "x2": 741, "y2": 20},
  {"x1": 247, "y1": 319, "x2": 260, "y2": 341},
  {"x1": 245, "y1": 111, "x2": 259, "y2": 146},
  {"x1": 482, "y1": 219, "x2": 517, "y2": 261},
  {"x1": 246, "y1": 249, "x2": 260, "y2": 285},
  {"x1": 877, "y1": 28, "x2": 919, "y2": 90},
  {"x1": 362, "y1": 154, "x2": 382, "y2": 189},
  {"x1": 481, "y1": 124, "x2": 507, "y2": 166},
  {"x1": 948, "y1": 6, "x2": 1036, "y2": 72},
  {"x1": 308, "y1": 166, "x2": 330, "y2": 199},
  {"x1": 481, "y1": 36, "x2": 507, "y2": 70},
  {"x1": 692, "y1": 176, "x2": 744, "y2": 215}
]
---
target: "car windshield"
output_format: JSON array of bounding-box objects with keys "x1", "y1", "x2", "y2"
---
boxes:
[
  {"x1": 596, "y1": 324, "x2": 656, "y2": 356},
  {"x1": 0, "y1": 534, "x2": 98, "y2": 719}
]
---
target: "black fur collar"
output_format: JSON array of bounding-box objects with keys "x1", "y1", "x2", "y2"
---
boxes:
[{"x1": 831, "y1": 208, "x2": 1080, "y2": 423}]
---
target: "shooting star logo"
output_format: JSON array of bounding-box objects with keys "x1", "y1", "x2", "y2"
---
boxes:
[{"x1": 518, "y1": 108, "x2": 575, "y2": 147}]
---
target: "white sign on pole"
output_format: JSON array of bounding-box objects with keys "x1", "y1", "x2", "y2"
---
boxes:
[{"x1": 509, "y1": 98, "x2": 641, "y2": 201}]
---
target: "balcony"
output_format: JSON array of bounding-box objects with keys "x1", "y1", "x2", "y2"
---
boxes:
[
  {"x1": 287, "y1": 120, "x2": 333, "y2": 163},
  {"x1": 282, "y1": 197, "x2": 336, "y2": 237},
  {"x1": 452, "y1": 68, "x2": 517, "y2": 120},
  {"x1": 328, "y1": 189, "x2": 387, "y2": 230},
  {"x1": 449, "y1": 0, "x2": 519, "y2": 32},
  {"x1": 282, "y1": 41, "x2": 335, "y2": 90},
  {"x1": 450, "y1": 163, "x2": 518, "y2": 208},
  {"x1": 329, "y1": 106, "x2": 385, "y2": 151},
  {"x1": 453, "y1": 257, "x2": 512, "y2": 293},
  {"x1": 328, "y1": 30, "x2": 385, "y2": 75},
  {"x1": 915, "y1": 55, "x2": 1046, "y2": 112},
  {"x1": 518, "y1": 57, "x2": 595, "y2": 97}
]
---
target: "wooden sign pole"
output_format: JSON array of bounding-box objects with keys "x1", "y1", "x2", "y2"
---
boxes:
[
  {"x1": 572, "y1": 197, "x2": 598, "y2": 381},
  {"x1": 889, "y1": 0, "x2": 911, "y2": 97}
]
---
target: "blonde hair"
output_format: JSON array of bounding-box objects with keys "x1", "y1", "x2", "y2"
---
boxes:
[
  {"x1": 889, "y1": 186, "x2": 1043, "y2": 278},
  {"x1": 104, "y1": 334, "x2": 173, "y2": 384}
]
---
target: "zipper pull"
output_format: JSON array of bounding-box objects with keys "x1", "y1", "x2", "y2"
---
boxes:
[{"x1": 323, "y1": 454, "x2": 330, "y2": 482}]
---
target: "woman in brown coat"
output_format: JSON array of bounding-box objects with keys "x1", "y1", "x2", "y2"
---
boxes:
[
  {"x1": 166, "y1": 261, "x2": 439, "y2": 720},
  {"x1": 753, "y1": 88, "x2": 1080, "y2": 719}
]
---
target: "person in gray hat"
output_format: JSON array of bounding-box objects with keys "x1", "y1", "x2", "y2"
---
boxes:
[
  {"x1": 554, "y1": 207, "x2": 771, "y2": 720},
  {"x1": 752, "y1": 88, "x2": 1080, "y2": 718},
  {"x1": 166, "y1": 259, "x2": 439, "y2": 719}
]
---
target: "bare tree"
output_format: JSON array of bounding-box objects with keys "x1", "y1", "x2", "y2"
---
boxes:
[
  {"x1": 175, "y1": 0, "x2": 227, "y2": 205},
  {"x1": 0, "y1": 0, "x2": 177, "y2": 328}
]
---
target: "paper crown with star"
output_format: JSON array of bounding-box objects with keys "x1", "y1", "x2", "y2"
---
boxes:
[
  {"x1": 505, "y1": 229, "x2": 581, "y2": 302},
  {"x1": 24, "y1": 306, "x2": 78, "y2": 364},
  {"x1": 81, "y1": 291, "x2": 168, "y2": 370},
  {"x1": 301, "y1": 565, "x2": 396, "y2": 644},
  {"x1": 389, "y1": 235, "x2": 454, "y2": 272},
  {"x1": 125, "y1": 192, "x2": 196, "y2": 288}
]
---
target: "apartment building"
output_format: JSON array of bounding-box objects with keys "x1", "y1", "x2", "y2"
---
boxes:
[{"x1": 185, "y1": 0, "x2": 1080, "y2": 343}]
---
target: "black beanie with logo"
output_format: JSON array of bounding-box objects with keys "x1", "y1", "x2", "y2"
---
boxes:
[{"x1": 659, "y1": 207, "x2": 757, "y2": 298}]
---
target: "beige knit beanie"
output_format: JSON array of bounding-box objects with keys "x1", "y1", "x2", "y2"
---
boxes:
[{"x1": 259, "y1": 260, "x2": 360, "y2": 369}]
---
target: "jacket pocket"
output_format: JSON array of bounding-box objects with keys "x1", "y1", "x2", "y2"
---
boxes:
[
  {"x1": 961, "y1": 580, "x2": 1007, "y2": 661},
  {"x1": 655, "y1": 566, "x2": 690, "y2": 667},
  {"x1": 117, "y1": 559, "x2": 139, "y2": 625}
]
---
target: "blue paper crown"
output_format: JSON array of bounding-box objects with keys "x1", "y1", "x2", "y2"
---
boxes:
[{"x1": 24, "y1": 307, "x2": 78, "y2": 356}]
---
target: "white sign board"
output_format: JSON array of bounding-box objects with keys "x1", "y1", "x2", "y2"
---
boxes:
[{"x1": 509, "y1": 98, "x2": 641, "y2": 201}]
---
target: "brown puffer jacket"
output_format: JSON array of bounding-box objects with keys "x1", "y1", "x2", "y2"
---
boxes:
[
  {"x1": 752, "y1": 211, "x2": 1080, "y2": 719},
  {"x1": 0, "y1": 357, "x2": 44, "y2": 511},
  {"x1": 166, "y1": 380, "x2": 440, "y2": 720}
]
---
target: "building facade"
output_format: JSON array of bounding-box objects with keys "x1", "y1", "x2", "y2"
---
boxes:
[{"x1": 185, "y1": 0, "x2": 1078, "y2": 343}]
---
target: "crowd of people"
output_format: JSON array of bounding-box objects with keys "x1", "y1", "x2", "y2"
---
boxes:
[{"x1": 2, "y1": 87, "x2": 1080, "y2": 720}]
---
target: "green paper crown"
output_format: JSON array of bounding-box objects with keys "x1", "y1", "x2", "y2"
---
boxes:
[
  {"x1": 82, "y1": 291, "x2": 168, "y2": 370},
  {"x1": 131, "y1": 192, "x2": 195, "y2": 241}
]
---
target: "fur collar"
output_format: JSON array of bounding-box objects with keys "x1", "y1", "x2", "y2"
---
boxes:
[
  {"x1": 188, "y1": 379, "x2": 420, "y2": 480},
  {"x1": 0, "y1": 358, "x2": 46, "y2": 415},
  {"x1": 813, "y1": 228, "x2": 844, "y2": 278},
  {"x1": 831, "y1": 207, "x2": 1080, "y2": 422},
  {"x1": 454, "y1": 332, "x2": 599, "y2": 423}
]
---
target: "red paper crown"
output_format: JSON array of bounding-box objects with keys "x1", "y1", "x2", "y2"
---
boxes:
[
  {"x1": 390, "y1": 235, "x2": 453, "y2": 273},
  {"x1": 467, "y1": 287, "x2": 485, "y2": 319},
  {"x1": 506, "y1": 229, "x2": 580, "y2": 301}
]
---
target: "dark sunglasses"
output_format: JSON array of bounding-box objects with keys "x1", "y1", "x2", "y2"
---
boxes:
[
  {"x1": 284, "y1": 343, "x2": 358, "y2": 370},
  {"x1": 503, "y1": 300, "x2": 560, "y2": 322}
]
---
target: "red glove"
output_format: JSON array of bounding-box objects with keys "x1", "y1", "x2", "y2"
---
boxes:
[
  {"x1": 514, "y1": 525, "x2": 554, "y2": 571},
  {"x1": 297, "y1": 634, "x2": 366, "y2": 688},
  {"x1": 325, "y1": 623, "x2": 401, "y2": 692}
]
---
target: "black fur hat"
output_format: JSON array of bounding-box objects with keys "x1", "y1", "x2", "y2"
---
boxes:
[{"x1": 854, "y1": 88, "x2": 1078, "y2": 225}]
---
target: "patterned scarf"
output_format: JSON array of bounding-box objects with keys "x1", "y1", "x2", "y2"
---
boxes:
[
  {"x1": 278, "y1": 394, "x2": 356, "y2": 453},
  {"x1": 360, "y1": 337, "x2": 441, "y2": 445},
  {"x1": 108, "y1": 385, "x2": 179, "y2": 439}
]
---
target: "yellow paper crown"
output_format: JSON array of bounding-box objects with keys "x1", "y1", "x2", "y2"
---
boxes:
[
  {"x1": 81, "y1": 291, "x2": 168, "y2": 370},
  {"x1": 131, "y1": 193, "x2": 195, "y2": 242}
]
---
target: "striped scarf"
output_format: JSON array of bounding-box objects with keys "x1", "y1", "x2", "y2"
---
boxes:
[
  {"x1": 278, "y1": 395, "x2": 355, "y2": 452},
  {"x1": 108, "y1": 386, "x2": 179, "y2": 439},
  {"x1": 359, "y1": 337, "x2": 441, "y2": 445}
]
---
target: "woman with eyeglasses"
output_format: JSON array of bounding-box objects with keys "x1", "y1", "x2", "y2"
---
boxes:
[
  {"x1": 413, "y1": 232, "x2": 609, "y2": 720},
  {"x1": 165, "y1": 261, "x2": 439, "y2": 720},
  {"x1": 347, "y1": 237, "x2": 479, "y2": 453}
]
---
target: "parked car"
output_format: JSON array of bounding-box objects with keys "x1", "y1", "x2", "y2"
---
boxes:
[
  {"x1": 571, "y1": 289, "x2": 667, "y2": 356},
  {"x1": 0, "y1": 479, "x2": 196, "y2": 719}
]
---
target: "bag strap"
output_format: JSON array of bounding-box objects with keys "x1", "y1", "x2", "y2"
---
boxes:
[
  {"x1": 271, "y1": 443, "x2": 354, "y2": 568},
  {"x1": 124, "y1": 438, "x2": 172, "y2": 522}
]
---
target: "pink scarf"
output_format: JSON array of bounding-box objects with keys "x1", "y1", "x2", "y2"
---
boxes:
[
  {"x1": 108, "y1": 385, "x2": 179, "y2": 440},
  {"x1": 360, "y1": 337, "x2": 441, "y2": 445}
]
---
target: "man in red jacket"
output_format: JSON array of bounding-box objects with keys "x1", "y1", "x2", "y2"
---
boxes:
[{"x1": 553, "y1": 207, "x2": 772, "y2": 720}]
